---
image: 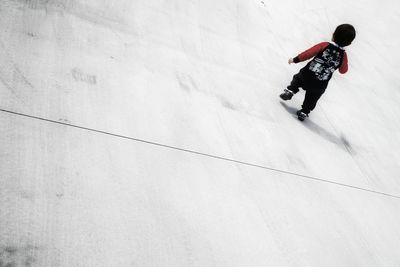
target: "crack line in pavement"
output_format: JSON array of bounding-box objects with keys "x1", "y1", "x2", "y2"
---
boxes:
[{"x1": 1, "y1": 108, "x2": 399, "y2": 200}]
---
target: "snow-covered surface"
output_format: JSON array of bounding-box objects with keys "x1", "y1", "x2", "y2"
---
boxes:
[{"x1": 1, "y1": 0, "x2": 400, "y2": 266}]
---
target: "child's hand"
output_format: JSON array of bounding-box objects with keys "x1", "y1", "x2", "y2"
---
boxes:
[{"x1": 288, "y1": 58, "x2": 294, "y2": 64}]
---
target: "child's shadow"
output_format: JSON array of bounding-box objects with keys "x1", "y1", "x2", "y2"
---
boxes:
[{"x1": 279, "y1": 102, "x2": 353, "y2": 153}]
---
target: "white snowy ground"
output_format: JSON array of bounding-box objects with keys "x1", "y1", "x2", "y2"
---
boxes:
[{"x1": 1, "y1": 0, "x2": 400, "y2": 266}]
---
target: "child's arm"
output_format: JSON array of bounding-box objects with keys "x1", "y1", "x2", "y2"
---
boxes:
[
  {"x1": 338, "y1": 52, "x2": 348, "y2": 74},
  {"x1": 288, "y1": 42, "x2": 330, "y2": 64}
]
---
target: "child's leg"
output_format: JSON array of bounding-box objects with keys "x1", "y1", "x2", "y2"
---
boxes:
[
  {"x1": 287, "y1": 73, "x2": 303, "y2": 94},
  {"x1": 301, "y1": 88, "x2": 325, "y2": 114}
]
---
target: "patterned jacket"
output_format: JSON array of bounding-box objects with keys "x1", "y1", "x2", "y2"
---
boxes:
[{"x1": 293, "y1": 42, "x2": 348, "y2": 86}]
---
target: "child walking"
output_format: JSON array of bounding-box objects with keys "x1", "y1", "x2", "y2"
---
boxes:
[{"x1": 280, "y1": 24, "x2": 356, "y2": 121}]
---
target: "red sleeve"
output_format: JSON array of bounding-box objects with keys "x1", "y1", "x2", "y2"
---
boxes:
[
  {"x1": 339, "y1": 52, "x2": 348, "y2": 74},
  {"x1": 296, "y1": 42, "x2": 330, "y2": 62}
]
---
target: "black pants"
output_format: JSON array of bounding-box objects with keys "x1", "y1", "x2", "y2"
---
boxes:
[{"x1": 287, "y1": 72, "x2": 326, "y2": 114}]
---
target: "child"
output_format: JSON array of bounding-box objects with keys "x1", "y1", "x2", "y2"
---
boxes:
[{"x1": 280, "y1": 24, "x2": 356, "y2": 121}]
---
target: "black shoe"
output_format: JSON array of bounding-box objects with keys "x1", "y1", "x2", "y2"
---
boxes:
[
  {"x1": 280, "y1": 89, "x2": 294, "y2": 100},
  {"x1": 296, "y1": 110, "x2": 308, "y2": 121}
]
